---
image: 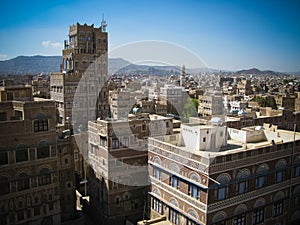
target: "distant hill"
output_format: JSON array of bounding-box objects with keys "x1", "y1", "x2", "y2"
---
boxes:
[
  {"x1": 0, "y1": 55, "x2": 61, "y2": 75},
  {"x1": 236, "y1": 68, "x2": 286, "y2": 76},
  {"x1": 108, "y1": 58, "x2": 131, "y2": 74},
  {"x1": 1, "y1": 56, "x2": 293, "y2": 76},
  {"x1": 111, "y1": 62, "x2": 180, "y2": 76},
  {"x1": 0, "y1": 55, "x2": 180, "y2": 76}
]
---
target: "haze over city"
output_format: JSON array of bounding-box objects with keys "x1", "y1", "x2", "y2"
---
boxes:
[{"x1": 1, "y1": 0, "x2": 300, "y2": 72}]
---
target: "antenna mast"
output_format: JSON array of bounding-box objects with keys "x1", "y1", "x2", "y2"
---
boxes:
[{"x1": 101, "y1": 13, "x2": 107, "y2": 32}]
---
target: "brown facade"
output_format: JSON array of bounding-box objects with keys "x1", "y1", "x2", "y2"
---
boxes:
[
  {"x1": 147, "y1": 127, "x2": 300, "y2": 225},
  {"x1": 0, "y1": 85, "x2": 33, "y2": 102},
  {"x1": 198, "y1": 90, "x2": 224, "y2": 117},
  {"x1": 205, "y1": 141, "x2": 300, "y2": 225},
  {"x1": 226, "y1": 109, "x2": 300, "y2": 132},
  {"x1": 32, "y1": 77, "x2": 50, "y2": 99},
  {"x1": 50, "y1": 22, "x2": 109, "y2": 127},
  {"x1": 88, "y1": 114, "x2": 174, "y2": 225},
  {"x1": 0, "y1": 100, "x2": 60, "y2": 225},
  {"x1": 0, "y1": 86, "x2": 78, "y2": 225}
]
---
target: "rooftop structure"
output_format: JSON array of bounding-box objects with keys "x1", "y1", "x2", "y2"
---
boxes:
[
  {"x1": 160, "y1": 84, "x2": 186, "y2": 116},
  {"x1": 146, "y1": 120, "x2": 300, "y2": 225},
  {"x1": 109, "y1": 89, "x2": 135, "y2": 120},
  {"x1": 198, "y1": 89, "x2": 224, "y2": 117},
  {"x1": 0, "y1": 83, "x2": 33, "y2": 102}
]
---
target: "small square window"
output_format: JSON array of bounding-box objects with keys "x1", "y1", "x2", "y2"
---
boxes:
[
  {"x1": 17, "y1": 211, "x2": 24, "y2": 221},
  {"x1": 0, "y1": 152, "x2": 8, "y2": 165},
  {"x1": 49, "y1": 202, "x2": 54, "y2": 211}
]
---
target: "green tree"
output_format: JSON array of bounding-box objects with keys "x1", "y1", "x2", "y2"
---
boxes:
[
  {"x1": 253, "y1": 96, "x2": 277, "y2": 109},
  {"x1": 182, "y1": 98, "x2": 199, "y2": 118}
]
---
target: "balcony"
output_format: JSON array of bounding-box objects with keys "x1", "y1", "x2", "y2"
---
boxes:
[
  {"x1": 151, "y1": 176, "x2": 207, "y2": 212},
  {"x1": 148, "y1": 137, "x2": 210, "y2": 173},
  {"x1": 207, "y1": 179, "x2": 291, "y2": 213}
]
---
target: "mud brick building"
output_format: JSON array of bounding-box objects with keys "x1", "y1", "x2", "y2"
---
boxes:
[
  {"x1": 0, "y1": 84, "x2": 77, "y2": 225},
  {"x1": 146, "y1": 119, "x2": 300, "y2": 225}
]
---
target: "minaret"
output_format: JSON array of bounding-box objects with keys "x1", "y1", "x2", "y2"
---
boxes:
[
  {"x1": 101, "y1": 14, "x2": 107, "y2": 32},
  {"x1": 180, "y1": 64, "x2": 186, "y2": 87}
]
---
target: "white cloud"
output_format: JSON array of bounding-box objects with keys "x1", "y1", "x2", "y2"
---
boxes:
[
  {"x1": 42, "y1": 40, "x2": 63, "y2": 49},
  {"x1": 0, "y1": 54, "x2": 9, "y2": 59},
  {"x1": 42, "y1": 40, "x2": 51, "y2": 47}
]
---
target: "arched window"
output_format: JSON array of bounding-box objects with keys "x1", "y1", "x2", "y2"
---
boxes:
[
  {"x1": 153, "y1": 157, "x2": 161, "y2": 165},
  {"x1": 274, "y1": 191, "x2": 284, "y2": 201},
  {"x1": 37, "y1": 141, "x2": 50, "y2": 159},
  {"x1": 234, "y1": 204, "x2": 247, "y2": 215},
  {"x1": 187, "y1": 208, "x2": 199, "y2": 225},
  {"x1": 256, "y1": 164, "x2": 269, "y2": 189},
  {"x1": 0, "y1": 176, "x2": 10, "y2": 195},
  {"x1": 38, "y1": 168, "x2": 51, "y2": 186},
  {"x1": 212, "y1": 211, "x2": 227, "y2": 225},
  {"x1": 152, "y1": 188, "x2": 161, "y2": 197},
  {"x1": 253, "y1": 198, "x2": 265, "y2": 224},
  {"x1": 233, "y1": 204, "x2": 247, "y2": 225},
  {"x1": 256, "y1": 164, "x2": 269, "y2": 174},
  {"x1": 275, "y1": 160, "x2": 286, "y2": 183},
  {"x1": 236, "y1": 169, "x2": 250, "y2": 194},
  {"x1": 293, "y1": 185, "x2": 300, "y2": 207},
  {"x1": 216, "y1": 174, "x2": 231, "y2": 200},
  {"x1": 189, "y1": 172, "x2": 200, "y2": 183},
  {"x1": 169, "y1": 199, "x2": 180, "y2": 225},
  {"x1": 189, "y1": 174, "x2": 201, "y2": 200},
  {"x1": 17, "y1": 173, "x2": 30, "y2": 191},
  {"x1": 273, "y1": 191, "x2": 284, "y2": 217},
  {"x1": 169, "y1": 164, "x2": 180, "y2": 189},
  {"x1": 217, "y1": 174, "x2": 231, "y2": 183},
  {"x1": 169, "y1": 198, "x2": 179, "y2": 207},
  {"x1": 294, "y1": 155, "x2": 300, "y2": 177},
  {"x1": 254, "y1": 198, "x2": 265, "y2": 208},
  {"x1": 170, "y1": 163, "x2": 180, "y2": 174},
  {"x1": 187, "y1": 208, "x2": 199, "y2": 219}
]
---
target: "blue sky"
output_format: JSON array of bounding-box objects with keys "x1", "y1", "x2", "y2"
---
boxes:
[{"x1": 0, "y1": 0, "x2": 299, "y2": 72}]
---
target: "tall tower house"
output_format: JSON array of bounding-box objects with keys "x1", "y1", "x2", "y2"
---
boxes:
[{"x1": 50, "y1": 19, "x2": 109, "y2": 128}]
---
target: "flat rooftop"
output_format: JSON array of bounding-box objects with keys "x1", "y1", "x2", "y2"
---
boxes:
[
  {"x1": 149, "y1": 114, "x2": 172, "y2": 120},
  {"x1": 95, "y1": 114, "x2": 172, "y2": 124},
  {"x1": 150, "y1": 126, "x2": 300, "y2": 159}
]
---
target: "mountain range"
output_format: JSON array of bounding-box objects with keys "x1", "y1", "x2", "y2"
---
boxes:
[
  {"x1": 0, "y1": 55, "x2": 61, "y2": 75},
  {"x1": 0, "y1": 55, "x2": 180, "y2": 76},
  {"x1": 235, "y1": 68, "x2": 288, "y2": 76},
  {"x1": 0, "y1": 55, "x2": 296, "y2": 76}
]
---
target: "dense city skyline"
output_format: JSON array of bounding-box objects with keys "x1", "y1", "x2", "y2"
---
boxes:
[
  {"x1": 0, "y1": 0, "x2": 300, "y2": 72},
  {"x1": 1, "y1": 15, "x2": 300, "y2": 225}
]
